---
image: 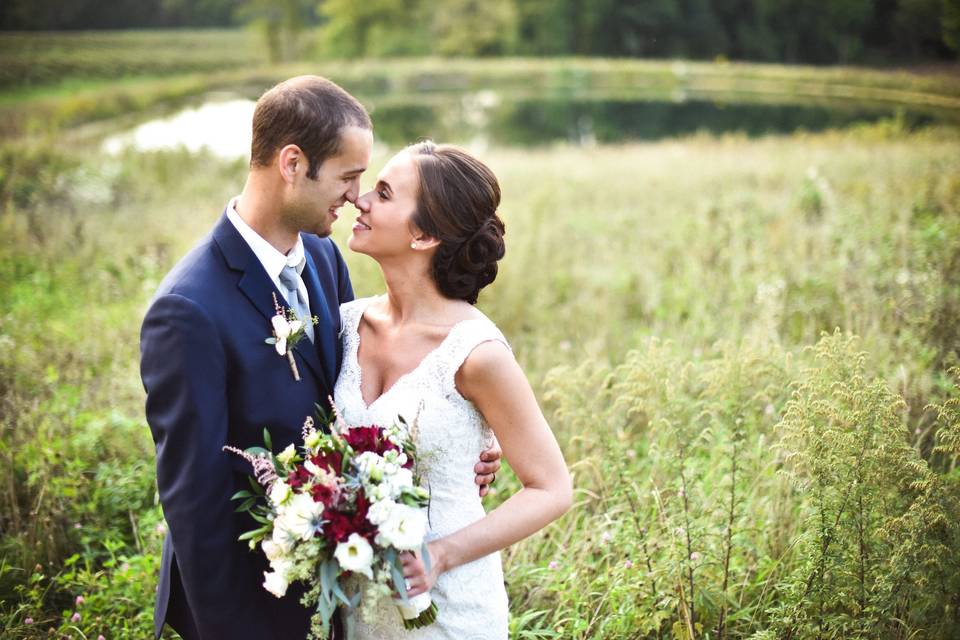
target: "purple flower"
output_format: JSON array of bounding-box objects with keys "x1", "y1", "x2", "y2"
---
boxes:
[
  {"x1": 690, "y1": 552, "x2": 701, "y2": 562},
  {"x1": 624, "y1": 560, "x2": 634, "y2": 569},
  {"x1": 24, "y1": 617, "x2": 33, "y2": 625},
  {"x1": 71, "y1": 612, "x2": 81, "y2": 623},
  {"x1": 98, "y1": 636, "x2": 106, "y2": 640},
  {"x1": 75, "y1": 595, "x2": 85, "y2": 606},
  {"x1": 548, "y1": 560, "x2": 559, "y2": 570},
  {"x1": 74, "y1": 522, "x2": 82, "y2": 529}
]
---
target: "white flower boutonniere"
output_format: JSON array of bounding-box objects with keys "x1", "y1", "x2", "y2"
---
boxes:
[{"x1": 265, "y1": 292, "x2": 317, "y2": 381}]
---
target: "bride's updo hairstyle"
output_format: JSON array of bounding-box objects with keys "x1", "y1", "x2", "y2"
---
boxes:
[{"x1": 408, "y1": 141, "x2": 505, "y2": 305}]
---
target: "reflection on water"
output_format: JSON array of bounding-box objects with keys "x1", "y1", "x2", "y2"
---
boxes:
[
  {"x1": 102, "y1": 99, "x2": 255, "y2": 158},
  {"x1": 102, "y1": 91, "x2": 953, "y2": 158}
]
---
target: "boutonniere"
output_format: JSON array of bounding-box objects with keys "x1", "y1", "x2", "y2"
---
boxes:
[{"x1": 265, "y1": 292, "x2": 317, "y2": 381}]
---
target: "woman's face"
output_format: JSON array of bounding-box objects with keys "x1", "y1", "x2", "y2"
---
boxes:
[{"x1": 350, "y1": 151, "x2": 422, "y2": 258}]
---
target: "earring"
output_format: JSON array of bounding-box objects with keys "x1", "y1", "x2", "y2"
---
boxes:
[{"x1": 410, "y1": 242, "x2": 417, "y2": 249}]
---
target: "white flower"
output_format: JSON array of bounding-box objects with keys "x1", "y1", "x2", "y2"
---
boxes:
[
  {"x1": 366, "y1": 499, "x2": 397, "y2": 526},
  {"x1": 269, "y1": 480, "x2": 292, "y2": 506},
  {"x1": 271, "y1": 517, "x2": 299, "y2": 554},
  {"x1": 356, "y1": 451, "x2": 386, "y2": 483},
  {"x1": 278, "y1": 493, "x2": 324, "y2": 541},
  {"x1": 263, "y1": 570, "x2": 289, "y2": 598},
  {"x1": 384, "y1": 467, "x2": 414, "y2": 498},
  {"x1": 272, "y1": 314, "x2": 292, "y2": 339},
  {"x1": 261, "y1": 539, "x2": 284, "y2": 562},
  {"x1": 334, "y1": 533, "x2": 374, "y2": 579},
  {"x1": 276, "y1": 444, "x2": 296, "y2": 466},
  {"x1": 376, "y1": 504, "x2": 427, "y2": 551}
]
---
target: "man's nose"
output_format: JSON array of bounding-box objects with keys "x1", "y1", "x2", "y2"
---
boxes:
[{"x1": 345, "y1": 177, "x2": 362, "y2": 204}]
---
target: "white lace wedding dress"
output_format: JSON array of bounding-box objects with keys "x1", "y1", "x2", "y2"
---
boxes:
[{"x1": 333, "y1": 297, "x2": 511, "y2": 640}]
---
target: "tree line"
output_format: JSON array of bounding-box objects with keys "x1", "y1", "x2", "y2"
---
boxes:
[{"x1": 2, "y1": 0, "x2": 957, "y2": 65}]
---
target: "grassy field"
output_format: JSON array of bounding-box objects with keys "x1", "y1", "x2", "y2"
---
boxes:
[{"x1": 1, "y1": 39, "x2": 959, "y2": 639}]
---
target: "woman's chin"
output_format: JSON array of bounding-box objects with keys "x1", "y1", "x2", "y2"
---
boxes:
[{"x1": 347, "y1": 235, "x2": 371, "y2": 256}]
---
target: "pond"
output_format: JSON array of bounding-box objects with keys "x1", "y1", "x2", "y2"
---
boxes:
[{"x1": 102, "y1": 87, "x2": 958, "y2": 159}]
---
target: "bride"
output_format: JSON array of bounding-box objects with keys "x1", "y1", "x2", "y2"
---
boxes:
[{"x1": 333, "y1": 141, "x2": 572, "y2": 639}]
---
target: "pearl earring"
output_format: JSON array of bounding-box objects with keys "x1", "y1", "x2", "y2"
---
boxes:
[{"x1": 410, "y1": 242, "x2": 417, "y2": 249}]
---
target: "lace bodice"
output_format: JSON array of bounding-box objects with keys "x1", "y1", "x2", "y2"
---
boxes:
[{"x1": 333, "y1": 297, "x2": 510, "y2": 640}]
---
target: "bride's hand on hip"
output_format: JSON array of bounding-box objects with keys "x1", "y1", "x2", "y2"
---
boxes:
[{"x1": 400, "y1": 540, "x2": 447, "y2": 597}]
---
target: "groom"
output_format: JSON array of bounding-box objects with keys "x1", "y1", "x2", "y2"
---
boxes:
[{"x1": 140, "y1": 76, "x2": 501, "y2": 640}]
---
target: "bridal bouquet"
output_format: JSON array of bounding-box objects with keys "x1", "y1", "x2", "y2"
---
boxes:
[{"x1": 225, "y1": 410, "x2": 437, "y2": 639}]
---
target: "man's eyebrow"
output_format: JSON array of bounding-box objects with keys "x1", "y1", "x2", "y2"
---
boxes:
[{"x1": 341, "y1": 167, "x2": 366, "y2": 178}]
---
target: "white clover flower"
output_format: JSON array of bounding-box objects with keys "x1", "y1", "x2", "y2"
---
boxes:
[
  {"x1": 375, "y1": 504, "x2": 427, "y2": 551},
  {"x1": 276, "y1": 444, "x2": 296, "y2": 466},
  {"x1": 269, "y1": 480, "x2": 292, "y2": 507},
  {"x1": 334, "y1": 533, "x2": 374, "y2": 579},
  {"x1": 263, "y1": 569, "x2": 289, "y2": 598}
]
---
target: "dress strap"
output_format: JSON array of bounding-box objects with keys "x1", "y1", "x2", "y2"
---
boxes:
[{"x1": 438, "y1": 318, "x2": 512, "y2": 398}]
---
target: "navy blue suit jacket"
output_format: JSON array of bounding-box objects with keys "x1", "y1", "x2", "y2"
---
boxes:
[{"x1": 140, "y1": 213, "x2": 353, "y2": 639}]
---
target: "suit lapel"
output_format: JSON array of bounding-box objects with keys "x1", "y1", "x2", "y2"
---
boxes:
[
  {"x1": 213, "y1": 213, "x2": 326, "y2": 387},
  {"x1": 302, "y1": 251, "x2": 337, "y2": 392}
]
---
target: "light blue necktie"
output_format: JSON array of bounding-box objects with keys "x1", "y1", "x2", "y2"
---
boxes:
[{"x1": 279, "y1": 264, "x2": 314, "y2": 343}]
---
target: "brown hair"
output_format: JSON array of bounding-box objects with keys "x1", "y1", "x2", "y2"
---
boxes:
[
  {"x1": 250, "y1": 75, "x2": 371, "y2": 179},
  {"x1": 408, "y1": 141, "x2": 506, "y2": 305}
]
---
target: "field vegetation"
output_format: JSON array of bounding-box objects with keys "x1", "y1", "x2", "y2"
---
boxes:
[{"x1": 0, "y1": 37, "x2": 959, "y2": 640}]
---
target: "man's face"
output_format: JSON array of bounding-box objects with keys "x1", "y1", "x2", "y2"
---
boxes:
[{"x1": 285, "y1": 125, "x2": 373, "y2": 238}]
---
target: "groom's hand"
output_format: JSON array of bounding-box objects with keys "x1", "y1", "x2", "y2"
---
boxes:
[{"x1": 475, "y1": 442, "x2": 502, "y2": 497}]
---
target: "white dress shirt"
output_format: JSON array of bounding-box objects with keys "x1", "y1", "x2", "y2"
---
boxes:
[{"x1": 226, "y1": 197, "x2": 311, "y2": 311}]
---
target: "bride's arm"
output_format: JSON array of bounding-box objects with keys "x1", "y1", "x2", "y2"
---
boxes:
[{"x1": 401, "y1": 340, "x2": 573, "y2": 596}]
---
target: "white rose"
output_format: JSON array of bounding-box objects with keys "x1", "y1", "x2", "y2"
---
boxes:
[
  {"x1": 269, "y1": 480, "x2": 292, "y2": 506},
  {"x1": 261, "y1": 538, "x2": 284, "y2": 562},
  {"x1": 269, "y1": 556, "x2": 294, "y2": 577},
  {"x1": 334, "y1": 533, "x2": 374, "y2": 579},
  {"x1": 375, "y1": 504, "x2": 427, "y2": 551},
  {"x1": 263, "y1": 570, "x2": 289, "y2": 598},
  {"x1": 276, "y1": 444, "x2": 296, "y2": 466}
]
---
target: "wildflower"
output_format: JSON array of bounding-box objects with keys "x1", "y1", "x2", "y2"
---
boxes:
[
  {"x1": 624, "y1": 560, "x2": 634, "y2": 569},
  {"x1": 548, "y1": 560, "x2": 559, "y2": 570},
  {"x1": 601, "y1": 531, "x2": 611, "y2": 543},
  {"x1": 626, "y1": 449, "x2": 636, "y2": 459},
  {"x1": 71, "y1": 612, "x2": 81, "y2": 623},
  {"x1": 674, "y1": 526, "x2": 685, "y2": 537},
  {"x1": 98, "y1": 636, "x2": 106, "y2": 640},
  {"x1": 75, "y1": 595, "x2": 85, "y2": 606},
  {"x1": 24, "y1": 617, "x2": 33, "y2": 625},
  {"x1": 74, "y1": 523, "x2": 82, "y2": 529},
  {"x1": 690, "y1": 552, "x2": 701, "y2": 562}
]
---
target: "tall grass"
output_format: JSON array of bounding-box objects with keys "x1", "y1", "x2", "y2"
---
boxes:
[{"x1": 1, "y1": 118, "x2": 958, "y2": 637}]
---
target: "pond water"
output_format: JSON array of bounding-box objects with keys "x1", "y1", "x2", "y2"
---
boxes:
[{"x1": 102, "y1": 88, "x2": 957, "y2": 159}]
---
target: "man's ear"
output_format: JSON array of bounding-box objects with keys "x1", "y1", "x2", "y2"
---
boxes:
[{"x1": 277, "y1": 144, "x2": 303, "y2": 184}]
